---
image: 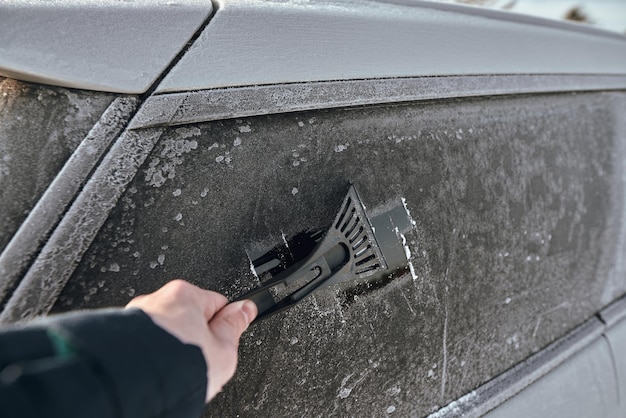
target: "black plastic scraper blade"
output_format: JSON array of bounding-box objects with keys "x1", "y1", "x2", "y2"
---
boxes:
[{"x1": 318, "y1": 185, "x2": 388, "y2": 287}]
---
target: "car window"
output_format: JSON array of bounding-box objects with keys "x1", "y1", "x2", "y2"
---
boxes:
[
  {"x1": 0, "y1": 77, "x2": 115, "y2": 252},
  {"x1": 51, "y1": 91, "x2": 626, "y2": 417}
]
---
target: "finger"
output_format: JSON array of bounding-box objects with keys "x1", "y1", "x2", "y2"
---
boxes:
[
  {"x1": 196, "y1": 289, "x2": 229, "y2": 321},
  {"x1": 209, "y1": 300, "x2": 257, "y2": 346},
  {"x1": 125, "y1": 294, "x2": 147, "y2": 308},
  {"x1": 160, "y1": 280, "x2": 228, "y2": 320}
]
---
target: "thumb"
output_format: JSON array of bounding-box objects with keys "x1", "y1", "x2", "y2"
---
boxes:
[
  {"x1": 206, "y1": 300, "x2": 257, "y2": 401},
  {"x1": 209, "y1": 300, "x2": 257, "y2": 345}
]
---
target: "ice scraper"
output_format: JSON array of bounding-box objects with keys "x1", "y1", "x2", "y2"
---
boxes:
[{"x1": 237, "y1": 185, "x2": 412, "y2": 323}]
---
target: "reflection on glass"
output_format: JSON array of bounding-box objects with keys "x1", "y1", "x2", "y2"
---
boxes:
[{"x1": 436, "y1": 0, "x2": 626, "y2": 34}]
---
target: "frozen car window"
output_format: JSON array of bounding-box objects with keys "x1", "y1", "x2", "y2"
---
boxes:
[
  {"x1": 0, "y1": 77, "x2": 115, "y2": 252},
  {"x1": 51, "y1": 91, "x2": 626, "y2": 417}
]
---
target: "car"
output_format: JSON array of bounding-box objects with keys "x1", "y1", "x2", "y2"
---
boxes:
[{"x1": 1, "y1": 0, "x2": 626, "y2": 416}]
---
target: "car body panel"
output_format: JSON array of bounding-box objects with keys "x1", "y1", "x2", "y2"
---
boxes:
[
  {"x1": 0, "y1": 0, "x2": 213, "y2": 93},
  {"x1": 157, "y1": 0, "x2": 626, "y2": 93}
]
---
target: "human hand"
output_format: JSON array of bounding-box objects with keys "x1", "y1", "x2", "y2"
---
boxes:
[{"x1": 125, "y1": 280, "x2": 257, "y2": 402}]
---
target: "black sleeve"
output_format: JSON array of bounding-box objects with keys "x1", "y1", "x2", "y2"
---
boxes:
[{"x1": 0, "y1": 308, "x2": 207, "y2": 418}]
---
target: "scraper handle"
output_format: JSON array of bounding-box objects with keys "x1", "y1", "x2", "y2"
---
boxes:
[
  {"x1": 236, "y1": 261, "x2": 328, "y2": 324},
  {"x1": 236, "y1": 244, "x2": 347, "y2": 324},
  {"x1": 242, "y1": 288, "x2": 279, "y2": 321}
]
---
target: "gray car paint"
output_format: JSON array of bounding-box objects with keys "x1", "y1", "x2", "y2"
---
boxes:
[
  {"x1": 157, "y1": 0, "x2": 626, "y2": 93},
  {"x1": 0, "y1": 0, "x2": 213, "y2": 94}
]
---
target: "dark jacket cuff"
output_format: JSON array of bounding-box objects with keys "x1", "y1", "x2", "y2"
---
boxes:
[{"x1": 48, "y1": 308, "x2": 207, "y2": 418}]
